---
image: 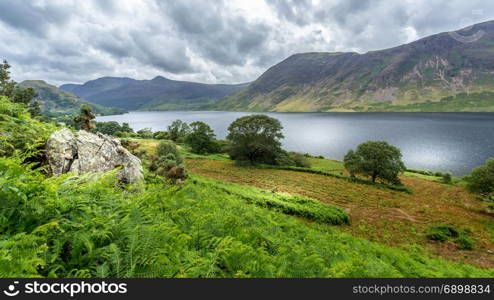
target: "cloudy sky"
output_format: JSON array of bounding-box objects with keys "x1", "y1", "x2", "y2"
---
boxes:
[{"x1": 1, "y1": 0, "x2": 493, "y2": 86}]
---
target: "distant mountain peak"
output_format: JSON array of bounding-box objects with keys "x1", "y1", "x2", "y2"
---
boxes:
[
  {"x1": 58, "y1": 75, "x2": 248, "y2": 111},
  {"x1": 215, "y1": 20, "x2": 494, "y2": 112},
  {"x1": 151, "y1": 75, "x2": 169, "y2": 81}
]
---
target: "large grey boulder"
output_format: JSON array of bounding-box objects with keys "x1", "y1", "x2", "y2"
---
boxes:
[{"x1": 46, "y1": 128, "x2": 143, "y2": 184}]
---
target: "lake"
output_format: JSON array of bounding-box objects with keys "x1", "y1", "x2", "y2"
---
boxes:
[{"x1": 96, "y1": 111, "x2": 494, "y2": 176}]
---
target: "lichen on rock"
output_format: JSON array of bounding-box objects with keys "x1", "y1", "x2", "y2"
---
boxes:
[{"x1": 46, "y1": 128, "x2": 143, "y2": 184}]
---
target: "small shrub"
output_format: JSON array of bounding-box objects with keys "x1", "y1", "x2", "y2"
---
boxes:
[
  {"x1": 441, "y1": 173, "x2": 452, "y2": 184},
  {"x1": 426, "y1": 225, "x2": 459, "y2": 242},
  {"x1": 153, "y1": 131, "x2": 168, "y2": 140},
  {"x1": 289, "y1": 152, "x2": 311, "y2": 168},
  {"x1": 426, "y1": 225, "x2": 475, "y2": 250},
  {"x1": 465, "y1": 158, "x2": 494, "y2": 197},
  {"x1": 151, "y1": 141, "x2": 187, "y2": 183}
]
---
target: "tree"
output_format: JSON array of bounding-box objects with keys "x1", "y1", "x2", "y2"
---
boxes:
[
  {"x1": 136, "y1": 128, "x2": 153, "y2": 139},
  {"x1": 465, "y1": 158, "x2": 494, "y2": 197},
  {"x1": 0, "y1": 60, "x2": 16, "y2": 98},
  {"x1": 227, "y1": 114, "x2": 285, "y2": 165},
  {"x1": 167, "y1": 119, "x2": 190, "y2": 142},
  {"x1": 344, "y1": 141, "x2": 406, "y2": 184},
  {"x1": 0, "y1": 60, "x2": 38, "y2": 106},
  {"x1": 73, "y1": 105, "x2": 96, "y2": 131},
  {"x1": 95, "y1": 121, "x2": 123, "y2": 136},
  {"x1": 185, "y1": 121, "x2": 219, "y2": 154}
]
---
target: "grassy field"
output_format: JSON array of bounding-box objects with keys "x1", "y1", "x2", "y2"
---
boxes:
[
  {"x1": 186, "y1": 159, "x2": 494, "y2": 269},
  {"x1": 125, "y1": 138, "x2": 494, "y2": 269}
]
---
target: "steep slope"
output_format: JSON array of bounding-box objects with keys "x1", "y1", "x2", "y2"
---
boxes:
[
  {"x1": 216, "y1": 20, "x2": 494, "y2": 112},
  {"x1": 61, "y1": 76, "x2": 249, "y2": 110},
  {"x1": 19, "y1": 80, "x2": 125, "y2": 117}
]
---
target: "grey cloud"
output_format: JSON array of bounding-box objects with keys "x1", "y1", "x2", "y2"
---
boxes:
[
  {"x1": 0, "y1": 0, "x2": 72, "y2": 37},
  {"x1": 1, "y1": 0, "x2": 494, "y2": 86}
]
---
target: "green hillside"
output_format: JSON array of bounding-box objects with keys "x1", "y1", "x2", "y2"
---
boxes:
[
  {"x1": 60, "y1": 76, "x2": 248, "y2": 111},
  {"x1": 1, "y1": 97, "x2": 493, "y2": 277},
  {"x1": 19, "y1": 80, "x2": 125, "y2": 117},
  {"x1": 215, "y1": 21, "x2": 494, "y2": 112}
]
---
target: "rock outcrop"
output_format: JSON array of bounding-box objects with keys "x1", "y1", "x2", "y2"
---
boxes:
[{"x1": 46, "y1": 128, "x2": 143, "y2": 183}]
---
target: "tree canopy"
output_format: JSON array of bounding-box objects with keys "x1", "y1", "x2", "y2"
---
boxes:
[
  {"x1": 0, "y1": 60, "x2": 39, "y2": 111},
  {"x1": 167, "y1": 119, "x2": 190, "y2": 142},
  {"x1": 344, "y1": 141, "x2": 406, "y2": 185},
  {"x1": 185, "y1": 121, "x2": 219, "y2": 154},
  {"x1": 465, "y1": 158, "x2": 494, "y2": 197},
  {"x1": 227, "y1": 114, "x2": 284, "y2": 165}
]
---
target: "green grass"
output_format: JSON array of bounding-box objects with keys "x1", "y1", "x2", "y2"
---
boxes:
[
  {"x1": 199, "y1": 176, "x2": 349, "y2": 225},
  {"x1": 307, "y1": 157, "x2": 345, "y2": 172},
  {"x1": 1, "y1": 157, "x2": 493, "y2": 278}
]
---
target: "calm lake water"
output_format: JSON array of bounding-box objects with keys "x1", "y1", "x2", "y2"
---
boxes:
[{"x1": 97, "y1": 111, "x2": 494, "y2": 175}]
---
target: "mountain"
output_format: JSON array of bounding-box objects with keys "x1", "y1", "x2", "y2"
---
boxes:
[
  {"x1": 60, "y1": 76, "x2": 249, "y2": 111},
  {"x1": 19, "y1": 80, "x2": 126, "y2": 117},
  {"x1": 216, "y1": 20, "x2": 494, "y2": 112}
]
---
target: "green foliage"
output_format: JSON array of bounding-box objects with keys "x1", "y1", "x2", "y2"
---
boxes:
[
  {"x1": 0, "y1": 97, "x2": 56, "y2": 157},
  {"x1": 204, "y1": 176, "x2": 349, "y2": 225},
  {"x1": 185, "y1": 121, "x2": 220, "y2": 154},
  {"x1": 150, "y1": 141, "x2": 187, "y2": 183},
  {"x1": 426, "y1": 225, "x2": 475, "y2": 250},
  {"x1": 73, "y1": 105, "x2": 96, "y2": 131},
  {"x1": 0, "y1": 157, "x2": 491, "y2": 278},
  {"x1": 152, "y1": 131, "x2": 168, "y2": 140},
  {"x1": 0, "y1": 60, "x2": 37, "y2": 106},
  {"x1": 227, "y1": 114, "x2": 285, "y2": 165},
  {"x1": 465, "y1": 158, "x2": 494, "y2": 197},
  {"x1": 136, "y1": 128, "x2": 154, "y2": 139},
  {"x1": 289, "y1": 152, "x2": 311, "y2": 168},
  {"x1": 344, "y1": 141, "x2": 406, "y2": 185},
  {"x1": 167, "y1": 120, "x2": 190, "y2": 142},
  {"x1": 95, "y1": 121, "x2": 133, "y2": 136},
  {"x1": 441, "y1": 173, "x2": 452, "y2": 184}
]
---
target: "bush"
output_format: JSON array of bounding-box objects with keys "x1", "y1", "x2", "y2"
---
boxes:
[
  {"x1": 150, "y1": 141, "x2": 187, "y2": 183},
  {"x1": 441, "y1": 173, "x2": 452, "y2": 184},
  {"x1": 426, "y1": 225, "x2": 459, "y2": 242},
  {"x1": 465, "y1": 158, "x2": 494, "y2": 197},
  {"x1": 289, "y1": 152, "x2": 311, "y2": 168},
  {"x1": 227, "y1": 114, "x2": 285, "y2": 165},
  {"x1": 153, "y1": 131, "x2": 168, "y2": 140},
  {"x1": 120, "y1": 139, "x2": 146, "y2": 158},
  {"x1": 344, "y1": 141, "x2": 406, "y2": 185},
  {"x1": 0, "y1": 97, "x2": 56, "y2": 157},
  {"x1": 426, "y1": 225, "x2": 475, "y2": 250}
]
